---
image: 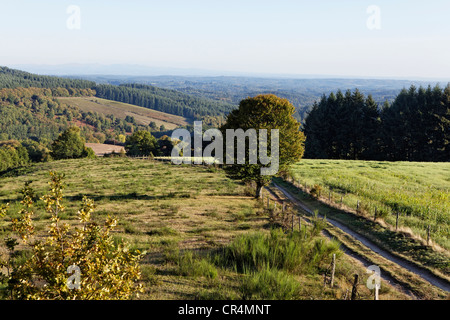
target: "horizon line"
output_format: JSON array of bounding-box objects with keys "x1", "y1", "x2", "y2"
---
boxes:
[{"x1": 7, "y1": 63, "x2": 450, "y2": 83}]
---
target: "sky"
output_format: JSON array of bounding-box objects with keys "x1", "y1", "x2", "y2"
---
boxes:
[{"x1": 1, "y1": 0, "x2": 449, "y2": 79}]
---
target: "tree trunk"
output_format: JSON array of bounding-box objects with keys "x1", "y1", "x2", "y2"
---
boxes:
[{"x1": 255, "y1": 181, "x2": 263, "y2": 198}]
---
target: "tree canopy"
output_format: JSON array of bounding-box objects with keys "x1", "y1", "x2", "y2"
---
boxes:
[
  {"x1": 51, "y1": 126, "x2": 94, "y2": 160},
  {"x1": 125, "y1": 130, "x2": 159, "y2": 157},
  {"x1": 222, "y1": 94, "x2": 305, "y2": 197}
]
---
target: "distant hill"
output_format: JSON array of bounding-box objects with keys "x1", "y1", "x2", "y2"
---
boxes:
[
  {"x1": 0, "y1": 66, "x2": 95, "y2": 89},
  {"x1": 0, "y1": 66, "x2": 237, "y2": 122},
  {"x1": 57, "y1": 97, "x2": 190, "y2": 130},
  {"x1": 73, "y1": 74, "x2": 446, "y2": 121}
]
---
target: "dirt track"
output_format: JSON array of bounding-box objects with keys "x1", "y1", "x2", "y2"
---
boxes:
[{"x1": 273, "y1": 182, "x2": 450, "y2": 295}]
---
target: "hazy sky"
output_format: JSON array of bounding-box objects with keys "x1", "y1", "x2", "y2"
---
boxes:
[{"x1": 1, "y1": 0, "x2": 449, "y2": 79}]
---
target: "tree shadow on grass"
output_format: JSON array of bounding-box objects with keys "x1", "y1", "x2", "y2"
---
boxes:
[
  {"x1": 0, "y1": 191, "x2": 192, "y2": 206},
  {"x1": 64, "y1": 191, "x2": 192, "y2": 203}
]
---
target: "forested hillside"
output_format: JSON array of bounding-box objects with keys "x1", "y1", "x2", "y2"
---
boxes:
[
  {"x1": 0, "y1": 67, "x2": 236, "y2": 121},
  {"x1": 303, "y1": 85, "x2": 450, "y2": 162},
  {"x1": 94, "y1": 83, "x2": 236, "y2": 119},
  {"x1": 0, "y1": 66, "x2": 95, "y2": 89},
  {"x1": 0, "y1": 87, "x2": 152, "y2": 142},
  {"x1": 0, "y1": 67, "x2": 238, "y2": 174}
]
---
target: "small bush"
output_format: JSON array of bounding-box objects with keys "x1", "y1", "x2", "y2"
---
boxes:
[
  {"x1": 310, "y1": 184, "x2": 322, "y2": 198},
  {"x1": 0, "y1": 172, "x2": 144, "y2": 300}
]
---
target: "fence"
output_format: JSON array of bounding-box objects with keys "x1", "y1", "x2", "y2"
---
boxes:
[
  {"x1": 283, "y1": 175, "x2": 438, "y2": 248},
  {"x1": 262, "y1": 188, "x2": 378, "y2": 300}
]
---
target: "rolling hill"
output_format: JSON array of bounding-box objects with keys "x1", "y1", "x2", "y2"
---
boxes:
[
  {"x1": 0, "y1": 66, "x2": 237, "y2": 122},
  {"x1": 57, "y1": 97, "x2": 190, "y2": 130}
]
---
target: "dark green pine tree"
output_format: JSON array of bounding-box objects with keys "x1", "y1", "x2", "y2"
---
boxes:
[
  {"x1": 424, "y1": 84, "x2": 450, "y2": 161},
  {"x1": 303, "y1": 97, "x2": 329, "y2": 159},
  {"x1": 360, "y1": 94, "x2": 381, "y2": 160}
]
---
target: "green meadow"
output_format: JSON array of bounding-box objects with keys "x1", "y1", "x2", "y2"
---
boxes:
[
  {"x1": 289, "y1": 160, "x2": 450, "y2": 250},
  {"x1": 0, "y1": 158, "x2": 411, "y2": 300}
]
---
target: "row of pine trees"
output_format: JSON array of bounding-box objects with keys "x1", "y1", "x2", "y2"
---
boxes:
[
  {"x1": 303, "y1": 85, "x2": 449, "y2": 162},
  {"x1": 94, "y1": 84, "x2": 235, "y2": 119}
]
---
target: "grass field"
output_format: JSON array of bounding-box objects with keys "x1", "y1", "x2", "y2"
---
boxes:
[
  {"x1": 0, "y1": 158, "x2": 411, "y2": 300},
  {"x1": 289, "y1": 160, "x2": 450, "y2": 251},
  {"x1": 57, "y1": 97, "x2": 190, "y2": 130}
]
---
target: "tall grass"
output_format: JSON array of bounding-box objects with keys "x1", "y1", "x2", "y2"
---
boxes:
[
  {"x1": 219, "y1": 228, "x2": 341, "y2": 275},
  {"x1": 176, "y1": 251, "x2": 218, "y2": 279},
  {"x1": 241, "y1": 266, "x2": 301, "y2": 300},
  {"x1": 214, "y1": 228, "x2": 341, "y2": 299}
]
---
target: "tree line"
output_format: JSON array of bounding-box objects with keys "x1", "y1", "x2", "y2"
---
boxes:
[
  {"x1": 303, "y1": 85, "x2": 450, "y2": 162},
  {"x1": 0, "y1": 124, "x2": 176, "y2": 173},
  {"x1": 0, "y1": 66, "x2": 95, "y2": 89},
  {"x1": 94, "y1": 84, "x2": 236, "y2": 119}
]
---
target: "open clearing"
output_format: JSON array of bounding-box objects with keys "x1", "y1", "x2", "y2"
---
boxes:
[
  {"x1": 57, "y1": 97, "x2": 190, "y2": 130},
  {"x1": 0, "y1": 158, "x2": 414, "y2": 300},
  {"x1": 85, "y1": 143, "x2": 125, "y2": 156}
]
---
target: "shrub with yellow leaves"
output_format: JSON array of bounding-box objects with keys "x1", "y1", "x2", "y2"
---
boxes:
[{"x1": 1, "y1": 172, "x2": 144, "y2": 300}]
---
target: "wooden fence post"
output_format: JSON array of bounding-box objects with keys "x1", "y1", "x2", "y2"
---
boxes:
[
  {"x1": 427, "y1": 225, "x2": 431, "y2": 245},
  {"x1": 298, "y1": 216, "x2": 301, "y2": 232},
  {"x1": 330, "y1": 254, "x2": 336, "y2": 287},
  {"x1": 396, "y1": 212, "x2": 399, "y2": 231},
  {"x1": 356, "y1": 200, "x2": 360, "y2": 212},
  {"x1": 351, "y1": 274, "x2": 359, "y2": 300},
  {"x1": 374, "y1": 207, "x2": 377, "y2": 221},
  {"x1": 291, "y1": 215, "x2": 294, "y2": 232}
]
